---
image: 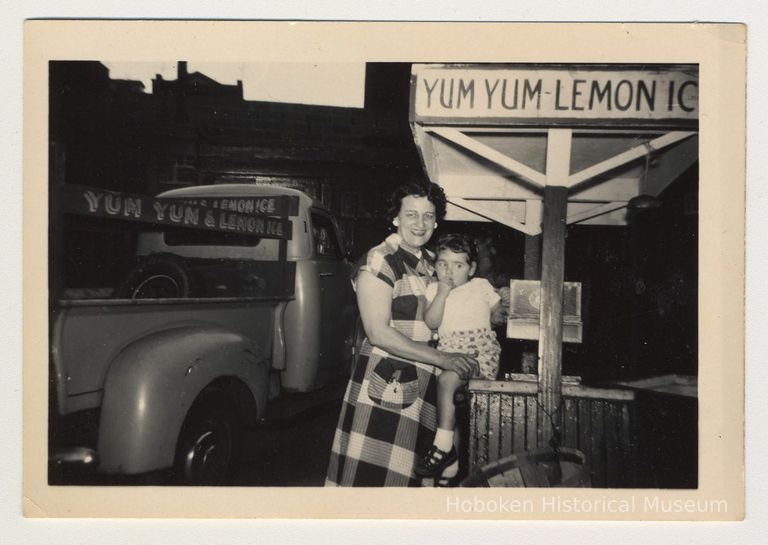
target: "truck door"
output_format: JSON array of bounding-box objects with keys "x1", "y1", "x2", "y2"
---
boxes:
[{"x1": 310, "y1": 210, "x2": 348, "y2": 372}]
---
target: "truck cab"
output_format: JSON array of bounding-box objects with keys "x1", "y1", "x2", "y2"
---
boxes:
[{"x1": 138, "y1": 184, "x2": 358, "y2": 393}]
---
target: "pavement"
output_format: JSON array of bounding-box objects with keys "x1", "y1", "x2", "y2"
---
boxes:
[
  {"x1": 48, "y1": 394, "x2": 343, "y2": 487},
  {"x1": 49, "y1": 381, "x2": 460, "y2": 487},
  {"x1": 236, "y1": 399, "x2": 341, "y2": 486}
]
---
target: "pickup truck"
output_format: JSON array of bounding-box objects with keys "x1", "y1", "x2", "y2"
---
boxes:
[{"x1": 49, "y1": 183, "x2": 361, "y2": 484}]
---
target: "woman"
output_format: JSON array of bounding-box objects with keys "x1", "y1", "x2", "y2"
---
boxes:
[{"x1": 325, "y1": 180, "x2": 478, "y2": 486}]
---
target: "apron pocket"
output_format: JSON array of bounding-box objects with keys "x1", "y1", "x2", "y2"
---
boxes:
[{"x1": 367, "y1": 358, "x2": 420, "y2": 410}]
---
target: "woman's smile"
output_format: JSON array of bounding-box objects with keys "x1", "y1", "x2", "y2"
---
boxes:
[{"x1": 395, "y1": 195, "x2": 437, "y2": 252}]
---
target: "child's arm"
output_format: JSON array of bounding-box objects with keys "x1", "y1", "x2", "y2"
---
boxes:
[{"x1": 424, "y1": 281, "x2": 452, "y2": 329}]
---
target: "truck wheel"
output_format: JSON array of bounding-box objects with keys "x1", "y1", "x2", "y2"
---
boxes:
[
  {"x1": 115, "y1": 254, "x2": 189, "y2": 299},
  {"x1": 175, "y1": 390, "x2": 241, "y2": 485}
]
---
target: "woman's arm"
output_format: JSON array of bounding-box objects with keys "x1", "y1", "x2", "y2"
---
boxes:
[
  {"x1": 356, "y1": 271, "x2": 477, "y2": 377},
  {"x1": 490, "y1": 301, "x2": 506, "y2": 327},
  {"x1": 487, "y1": 282, "x2": 507, "y2": 327}
]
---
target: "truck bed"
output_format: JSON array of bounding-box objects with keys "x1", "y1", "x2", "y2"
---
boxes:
[{"x1": 51, "y1": 296, "x2": 288, "y2": 415}]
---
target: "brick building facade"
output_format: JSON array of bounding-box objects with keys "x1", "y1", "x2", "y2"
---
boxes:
[{"x1": 49, "y1": 61, "x2": 422, "y2": 257}]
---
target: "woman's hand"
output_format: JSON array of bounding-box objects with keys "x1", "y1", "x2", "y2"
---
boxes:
[
  {"x1": 498, "y1": 286, "x2": 511, "y2": 308},
  {"x1": 439, "y1": 352, "x2": 479, "y2": 380}
]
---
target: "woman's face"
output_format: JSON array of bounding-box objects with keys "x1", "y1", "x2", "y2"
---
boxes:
[{"x1": 393, "y1": 195, "x2": 437, "y2": 252}]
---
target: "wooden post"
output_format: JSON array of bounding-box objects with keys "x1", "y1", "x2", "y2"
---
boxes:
[
  {"x1": 521, "y1": 232, "x2": 541, "y2": 374},
  {"x1": 538, "y1": 128, "x2": 571, "y2": 447}
]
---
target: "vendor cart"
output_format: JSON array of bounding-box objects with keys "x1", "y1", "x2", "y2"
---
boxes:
[{"x1": 409, "y1": 63, "x2": 698, "y2": 487}]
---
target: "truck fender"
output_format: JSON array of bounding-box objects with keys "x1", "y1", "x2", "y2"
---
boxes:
[{"x1": 97, "y1": 324, "x2": 269, "y2": 475}]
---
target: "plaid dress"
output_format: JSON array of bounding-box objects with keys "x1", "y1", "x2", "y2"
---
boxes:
[{"x1": 325, "y1": 235, "x2": 439, "y2": 486}]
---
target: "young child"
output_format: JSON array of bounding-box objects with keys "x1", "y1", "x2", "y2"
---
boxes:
[{"x1": 415, "y1": 234, "x2": 504, "y2": 478}]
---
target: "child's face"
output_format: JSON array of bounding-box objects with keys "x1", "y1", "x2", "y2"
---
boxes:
[{"x1": 435, "y1": 249, "x2": 476, "y2": 288}]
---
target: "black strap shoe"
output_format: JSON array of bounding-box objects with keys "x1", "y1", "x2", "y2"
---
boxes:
[{"x1": 414, "y1": 445, "x2": 458, "y2": 478}]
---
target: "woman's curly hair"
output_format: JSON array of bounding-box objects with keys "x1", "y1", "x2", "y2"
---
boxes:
[{"x1": 386, "y1": 180, "x2": 447, "y2": 223}]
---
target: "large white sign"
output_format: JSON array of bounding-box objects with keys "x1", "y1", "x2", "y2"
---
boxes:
[{"x1": 412, "y1": 65, "x2": 698, "y2": 125}]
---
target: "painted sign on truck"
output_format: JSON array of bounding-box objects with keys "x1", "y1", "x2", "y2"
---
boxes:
[{"x1": 60, "y1": 184, "x2": 294, "y2": 239}]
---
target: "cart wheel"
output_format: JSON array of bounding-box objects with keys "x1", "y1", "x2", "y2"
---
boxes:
[
  {"x1": 460, "y1": 447, "x2": 589, "y2": 488},
  {"x1": 175, "y1": 390, "x2": 242, "y2": 486},
  {"x1": 115, "y1": 254, "x2": 189, "y2": 299}
]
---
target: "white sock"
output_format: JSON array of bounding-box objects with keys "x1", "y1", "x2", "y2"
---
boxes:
[{"x1": 434, "y1": 428, "x2": 454, "y2": 452}]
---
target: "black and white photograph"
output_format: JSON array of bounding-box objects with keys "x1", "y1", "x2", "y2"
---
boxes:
[{"x1": 22, "y1": 21, "x2": 746, "y2": 521}]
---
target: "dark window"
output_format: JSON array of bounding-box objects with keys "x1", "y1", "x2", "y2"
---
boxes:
[{"x1": 311, "y1": 212, "x2": 342, "y2": 259}]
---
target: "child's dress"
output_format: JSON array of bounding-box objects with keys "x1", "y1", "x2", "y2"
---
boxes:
[{"x1": 425, "y1": 277, "x2": 502, "y2": 380}]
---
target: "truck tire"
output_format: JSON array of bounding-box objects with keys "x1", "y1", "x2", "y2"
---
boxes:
[
  {"x1": 174, "y1": 389, "x2": 242, "y2": 485},
  {"x1": 115, "y1": 254, "x2": 189, "y2": 299}
]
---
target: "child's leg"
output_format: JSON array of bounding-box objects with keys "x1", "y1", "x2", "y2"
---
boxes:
[
  {"x1": 415, "y1": 366, "x2": 466, "y2": 478},
  {"x1": 476, "y1": 330, "x2": 502, "y2": 380},
  {"x1": 437, "y1": 370, "x2": 465, "y2": 430},
  {"x1": 433, "y1": 370, "x2": 466, "y2": 451}
]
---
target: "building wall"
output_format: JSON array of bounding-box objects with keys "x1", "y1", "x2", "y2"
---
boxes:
[{"x1": 49, "y1": 61, "x2": 422, "y2": 258}]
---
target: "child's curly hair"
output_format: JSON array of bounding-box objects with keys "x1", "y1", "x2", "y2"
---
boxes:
[{"x1": 435, "y1": 233, "x2": 478, "y2": 266}]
